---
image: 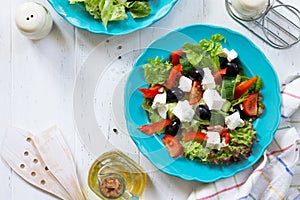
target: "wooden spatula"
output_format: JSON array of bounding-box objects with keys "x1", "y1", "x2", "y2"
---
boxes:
[
  {"x1": 1, "y1": 127, "x2": 72, "y2": 200},
  {"x1": 33, "y1": 126, "x2": 85, "y2": 200}
]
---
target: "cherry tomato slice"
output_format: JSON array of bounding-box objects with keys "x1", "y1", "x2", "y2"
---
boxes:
[
  {"x1": 189, "y1": 80, "x2": 202, "y2": 105},
  {"x1": 242, "y1": 93, "x2": 258, "y2": 117},
  {"x1": 162, "y1": 134, "x2": 183, "y2": 158},
  {"x1": 138, "y1": 119, "x2": 172, "y2": 135},
  {"x1": 234, "y1": 76, "x2": 257, "y2": 99}
]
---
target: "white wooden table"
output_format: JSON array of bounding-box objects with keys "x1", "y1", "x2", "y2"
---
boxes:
[{"x1": 1, "y1": 0, "x2": 300, "y2": 199}]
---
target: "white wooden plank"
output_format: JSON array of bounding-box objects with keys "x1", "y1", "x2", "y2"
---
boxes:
[
  {"x1": 0, "y1": 0, "x2": 13, "y2": 199},
  {"x1": 9, "y1": 0, "x2": 76, "y2": 199}
]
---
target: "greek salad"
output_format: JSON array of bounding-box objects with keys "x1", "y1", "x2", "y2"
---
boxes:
[{"x1": 137, "y1": 34, "x2": 264, "y2": 165}]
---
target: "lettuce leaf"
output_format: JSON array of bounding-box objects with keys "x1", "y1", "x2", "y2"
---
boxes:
[
  {"x1": 126, "y1": 1, "x2": 151, "y2": 18},
  {"x1": 143, "y1": 57, "x2": 172, "y2": 86},
  {"x1": 181, "y1": 122, "x2": 257, "y2": 165},
  {"x1": 69, "y1": 0, "x2": 151, "y2": 29},
  {"x1": 181, "y1": 43, "x2": 218, "y2": 72},
  {"x1": 181, "y1": 141, "x2": 210, "y2": 162},
  {"x1": 200, "y1": 34, "x2": 225, "y2": 70}
]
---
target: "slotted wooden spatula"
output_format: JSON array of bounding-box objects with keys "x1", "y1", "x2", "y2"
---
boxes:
[
  {"x1": 1, "y1": 127, "x2": 72, "y2": 200},
  {"x1": 33, "y1": 126, "x2": 85, "y2": 200}
]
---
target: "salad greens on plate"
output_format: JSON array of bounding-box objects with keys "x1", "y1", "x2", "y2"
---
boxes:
[
  {"x1": 69, "y1": 0, "x2": 151, "y2": 29},
  {"x1": 137, "y1": 34, "x2": 265, "y2": 165}
]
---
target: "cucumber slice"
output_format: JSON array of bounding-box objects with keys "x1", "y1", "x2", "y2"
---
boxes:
[{"x1": 221, "y1": 76, "x2": 236, "y2": 100}]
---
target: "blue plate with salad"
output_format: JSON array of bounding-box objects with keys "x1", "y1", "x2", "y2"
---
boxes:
[
  {"x1": 47, "y1": 0, "x2": 178, "y2": 35},
  {"x1": 124, "y1": 24, "x2": 281, "y2": 182}
]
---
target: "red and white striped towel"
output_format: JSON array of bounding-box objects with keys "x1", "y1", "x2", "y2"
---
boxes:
[{"x1": 188, "y1": 74, "x2": 300, "y2": 200}]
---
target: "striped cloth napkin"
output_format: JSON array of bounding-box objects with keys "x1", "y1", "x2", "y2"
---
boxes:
[{"x1": 188, "y1": 73, "x2": 300, "y2": 200}]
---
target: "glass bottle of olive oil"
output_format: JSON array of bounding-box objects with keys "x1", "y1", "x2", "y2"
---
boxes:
[{"x1": 88, "y1": 151, "x2": 147, "y2": 200}]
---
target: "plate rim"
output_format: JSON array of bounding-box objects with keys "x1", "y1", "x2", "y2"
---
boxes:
[{"x1": 124, "y1": 24, "x2": 281, "y2": 182}]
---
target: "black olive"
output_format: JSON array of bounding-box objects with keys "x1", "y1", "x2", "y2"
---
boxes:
[
  {"x1": 219, "y1": 57, "x2": 228, "y2": 69},
  {"x1": 224, "y1": 61, "x2": 239, "y2": 77},
  {"x1": 233, "y1": 105, "x2": 246, "y2": 120},
  {"x1": 188, "y1": 68, "x2": 204, "y2": 81},
  {"x1": 165, "y1": 118, "x2": 181, "y2": 136},
  {"x1": 166, "y1": 88, "x2": 184, "y2": 103},
  {"x1": 195, "y1": 105, "x2": 211, "y2": 120}
]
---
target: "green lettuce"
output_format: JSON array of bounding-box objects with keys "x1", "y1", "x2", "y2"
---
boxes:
[
  {"x1": 181, "y1": 42, "x2": 217, "y2": 73},
  {"x1": 181, "y1": 140, "x2": 210, "y2": 162},
  {"x1": 181, "y1": 122, "x2": 257, "y2": 165},
  {"x1": 126, "y1": 1, "x2": 151, "y2": 18},
  {"x1": 143, "y1": 57, "x2": 172, "y2": 86},
  {"x1": 200, "y1": 34, "x2": 225, "y2": 70},
  {"x1": 69, "y1": 0, "x2": 151, "y2": 29}
]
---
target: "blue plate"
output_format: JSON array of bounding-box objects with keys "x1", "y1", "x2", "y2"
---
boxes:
[
  {"x1": 124, "y1": 24, "x2": 281, "y2": 182},
  {"x1": 47, "y1": 0, "x2": 178, "y2": 35}
]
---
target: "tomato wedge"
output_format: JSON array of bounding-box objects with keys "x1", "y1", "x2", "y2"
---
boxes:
[
  {"x1": 138, "y1": 85, "x2": 162, "y2": 98},
  {"x1": 162, "y1": 134, "x2": 183, "y2": 158},
  {"x1": 182, "y1": 131, "x2": 208, "y2": 141},
  {"x1": 234, "y1": 76, "x2": 257, "y2": 99},
  {"x1": 163, "y1": 63, "x2": 182, "y2": 90},
  {"x1": 138, "y1": 119, "x2": 172, "y2": 135},
  {"x1": 189, "y1": 80, "x2": 202, "y2": 105},
  {"x1": 170, "y1": 50, "x2": 183, "y2": 66},
  {"x1": 214, "y1": 68, "x2": 227, "y2": 85},
  {"x1": 242, "y1": 93, "x2": 258, "y2": 117}
]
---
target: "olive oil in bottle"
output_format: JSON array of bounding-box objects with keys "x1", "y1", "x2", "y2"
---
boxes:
[{"x1": 88, "y1": 151, "x2": 147, "y2": 200}]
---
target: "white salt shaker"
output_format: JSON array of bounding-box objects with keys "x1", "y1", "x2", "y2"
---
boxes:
[
  {"x1": 231, "y1": 0, "x2": 270, "y2": 19},
  {"x1": 15, "y1": 2, "x2": 53, "y2": 40}
]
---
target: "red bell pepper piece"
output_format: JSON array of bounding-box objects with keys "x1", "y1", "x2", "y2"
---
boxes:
[
  {"x1": 162, "y1": 134, "x2": 183, "y2": 158},
  {"x1": 189, "y1": 80, "x2": 203, "y2": 105},
  {"x1": 138, "y1": 85, "x2": 163, "y2": 98},
  {"x1": 234, "y1": 76, "x2": 257, "y2": 99},
  {"x1": 242, "y1": 92, "x2": 258, "y2": 117},
  {"x1": 221, "y1": 128, "x2": 230, "y2": 144},
  {"x1": 182, "y1": 131, "x2": 208, "y2": 141},
  {"x1": 163, "y1": 64, "x2": 182, "y2": 90},
  {"x1": 138, "y1": 119, "x2": 172, "y2": 135},
  {"x1": 170, "y1": 49, "x2": 183, "y2": 66}
]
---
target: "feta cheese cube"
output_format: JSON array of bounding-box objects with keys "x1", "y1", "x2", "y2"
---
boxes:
[
  {"x1": 202, "y1": 67, "x2": 216, "y2": 90},
  {"x1": 205, "y1": 131, "x2": 221, "y2": 150},
  {"x1": 225, "y1": 111, "x2": 245, "y2": 130},
  {"x1": 157, "y1": 104, "x2": 168, "y2": 119},
  {"x1": 203, "y1": 89, "x2": 226, "y2": 110},
  {"x1": 220, "y1": 48, "x2": 238, "y2": 62},
  {"x1": 178, "y1": 76, "x2": 192, "y2": 92},
  {"x1": 172, "y1": 100, "x2": 195, "y2": 122},
  {"x1": 151, "y1": 90, "x2": 169, "y2": 118},
  {"x1": 151, "y1": 92, "x2": 166, "y2": 110}
]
